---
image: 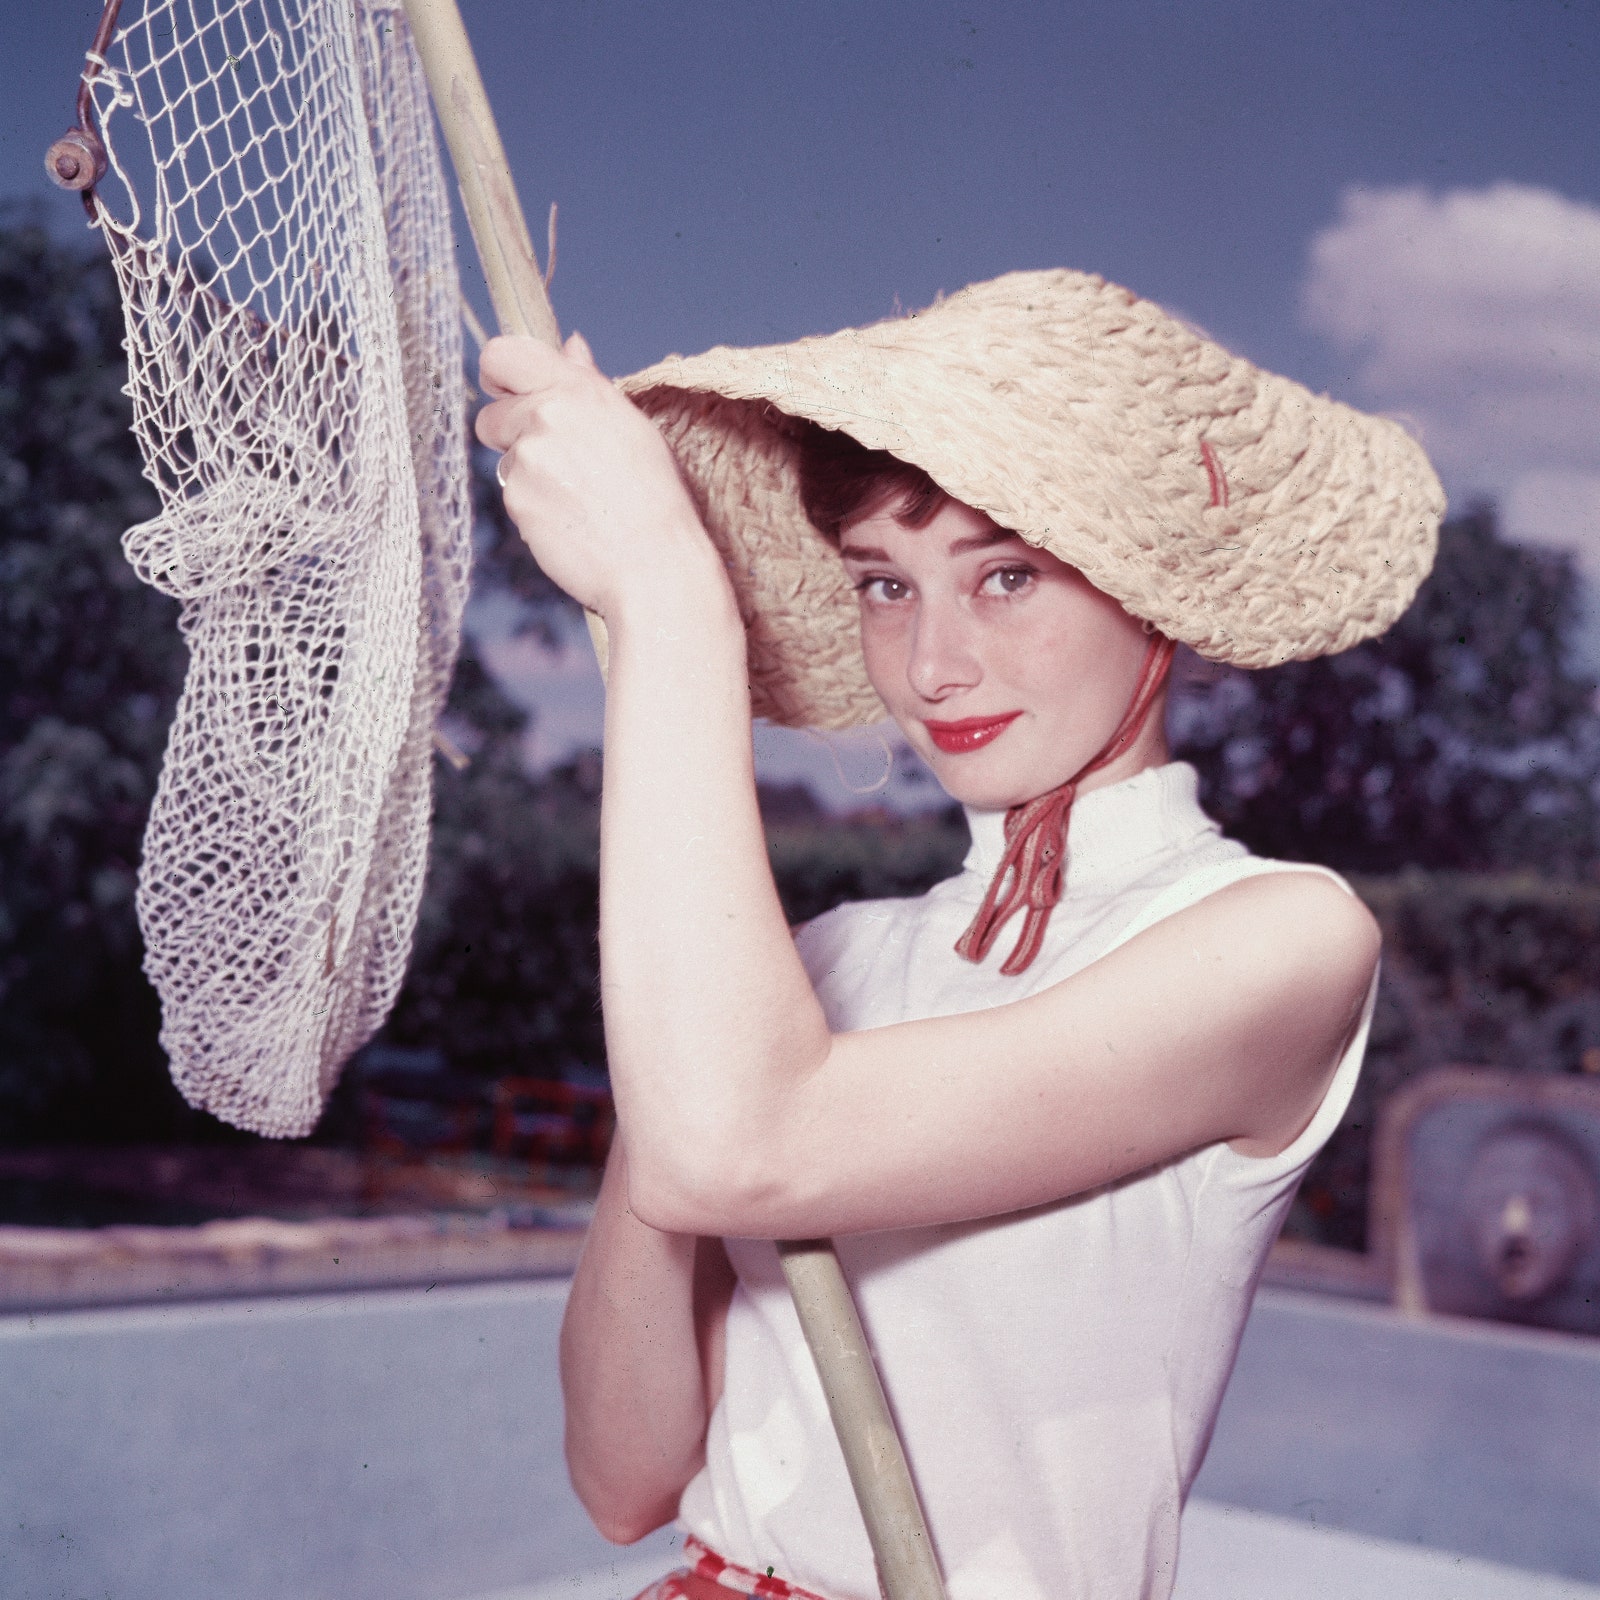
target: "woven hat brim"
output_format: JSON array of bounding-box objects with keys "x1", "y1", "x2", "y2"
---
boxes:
[{"x1": 621, "y1": 269, "x2": 1444, "y2": 730}]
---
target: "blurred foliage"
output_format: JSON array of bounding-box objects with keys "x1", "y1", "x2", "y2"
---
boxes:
[
  {"x1": 379, "y1": 675, "x2": 607, "y2": 1085},
  {"x1": 1171, "y1": 505, "x2": 1600, "y2": 875},
  {"x1": 6, "y1": 210, "x2": 1600, "y2": 1265},
  {"x1": 0, "y1": 208, "x2": 195, "y2": 1142},
  {"x1": 766, "y1": 803, "x2": 968, "y2": 926}
]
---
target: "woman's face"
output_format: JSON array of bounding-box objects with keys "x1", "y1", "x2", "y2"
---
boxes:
[{"x1": 838, "y1": 497, "x2": 1168, "y2": 810}]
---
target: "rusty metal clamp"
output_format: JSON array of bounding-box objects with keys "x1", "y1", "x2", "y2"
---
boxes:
[{"x1": 44, "y1": 0, "x2": 126, "y2": 210}]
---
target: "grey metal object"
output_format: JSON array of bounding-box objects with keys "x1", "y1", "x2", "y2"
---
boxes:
[
  {"x1": 1372, "y1": 1067, "x2": 1600, "y2": 1335},
  {"x1": 1464, "y1": 1123, "x2": 1597, "y2": 1303}
]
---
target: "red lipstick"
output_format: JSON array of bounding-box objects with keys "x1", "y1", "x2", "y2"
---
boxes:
[{"x1": 923, "y1": 711, "x2": 1022, "y2": 754}]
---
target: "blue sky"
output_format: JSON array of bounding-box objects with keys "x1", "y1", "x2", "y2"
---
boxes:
[{"x1": 6, "y1": 1, "x2": 1598, "y2": 807}]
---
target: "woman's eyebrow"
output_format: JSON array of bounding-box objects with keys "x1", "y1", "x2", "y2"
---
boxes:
[
  {"x1": 841, "y1": 528, "x2": 1016, "y2": 563},
  {"x1": 948, "y1": 528, "x2": 1019, "y2": 556}
]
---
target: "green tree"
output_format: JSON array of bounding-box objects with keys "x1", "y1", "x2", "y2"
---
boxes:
[
  {"x1": 375, "y1": 651, "x2": 608, "y2": 1088},
  {"x1": 0, "y1": 208, "x2": 197, "y2": 1141},
  {"x1": 0, "y1": 208, "x2": 583, "y2": 1144},
  {"x1": 12, "y1": 197, "x2": 1598, "y2": 1190},
  {"x1": 1172, "y1": 504, "x2": 1600, "y2": 875}
]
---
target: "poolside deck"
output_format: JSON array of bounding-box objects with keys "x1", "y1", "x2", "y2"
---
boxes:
[{"x1": 3, "y1": 1277, "x2": 1596, "y2": 1599}]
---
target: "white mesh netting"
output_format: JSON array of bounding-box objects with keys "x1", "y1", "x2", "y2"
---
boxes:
[{"x1": 86, "y1": 0, "x2": 472, "y2": 1135}]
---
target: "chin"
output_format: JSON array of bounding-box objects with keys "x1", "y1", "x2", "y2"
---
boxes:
[{"x1": 925, "y1": 754, "x2": 1050, "y2": 812}]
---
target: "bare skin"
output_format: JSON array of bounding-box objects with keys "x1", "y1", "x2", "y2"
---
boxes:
[
  {"x1": 838, "y1": 497, "x2": 1170, "y2": 811},
  {"x1": 558, "y1": 1138, "x2": 736, "y2": 1543},
  {"x1": 477, "y1": 333, "x2": 1381, "y2": 1544}
]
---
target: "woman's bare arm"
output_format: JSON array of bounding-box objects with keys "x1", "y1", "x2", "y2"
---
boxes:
[
  {"x1": 559, "y1": 1139, "x2": 736, "y2": 1543},
  {"x1": 477, "y1": 334, "x2": 1380, "y2": 1245}
]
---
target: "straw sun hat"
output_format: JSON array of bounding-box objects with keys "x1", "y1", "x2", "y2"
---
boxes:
[{"x1": 620, "y1": 268, "x2": 1444, "y2": 731}]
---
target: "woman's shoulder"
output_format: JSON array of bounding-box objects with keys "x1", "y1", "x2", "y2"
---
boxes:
[
  {"x1": 1126, "y1": 858, "x2": 1381, "y2": 1090},
  {"x1": 1198, "y1": 864, "x2": 1379, "y2": 968},
  {"x1": 1105, "y1": 851, "x2": 1381, "y2": 1076},
  {"x1": 1208, "y1": 861, "x2": 1378, "y2": 979}
]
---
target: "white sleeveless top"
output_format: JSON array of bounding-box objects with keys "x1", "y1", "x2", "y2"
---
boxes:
[{"x1": 678, "y1": 762, "x2": 1375, "y2": 1600}]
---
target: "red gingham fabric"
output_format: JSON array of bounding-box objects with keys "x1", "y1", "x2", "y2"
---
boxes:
[{"x1": 629, "y1": 1534, "x2": 837, "y2": 1600}]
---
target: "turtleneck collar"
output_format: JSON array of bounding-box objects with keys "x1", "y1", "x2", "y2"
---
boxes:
[{"x1": 961, "y1": 761, "x2": 1216, "y2": 891}]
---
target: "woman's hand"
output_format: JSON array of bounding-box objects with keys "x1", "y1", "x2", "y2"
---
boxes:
[{"x1": 474, "y1": 332, "x2": 713, "y2": 618}]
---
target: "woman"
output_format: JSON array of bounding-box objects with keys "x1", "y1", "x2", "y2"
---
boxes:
[{"x1": 476, "y1": 270, "x2": 1443, "y2": 1600}]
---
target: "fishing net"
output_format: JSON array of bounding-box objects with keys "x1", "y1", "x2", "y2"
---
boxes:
[{"x1": 82, "y1": 0, "x2": 472, "y2": 1135}]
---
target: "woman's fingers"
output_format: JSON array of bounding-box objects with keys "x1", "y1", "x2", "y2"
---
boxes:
[
  {"x1": 472, "y1": 327, "x2": 719, "y2": 618},
  {"x1": 475, "y1": 332, "x2": 607, "y2": 451},
  {"x1": 475, "y1": 392, "x2": 547, "y2": 452},
  {"x1": 474, "y1": 398, "x2": 517, "y2": 452},
  {"x1": 478, "y1": 332, "x2": 568, "y2": 397}
]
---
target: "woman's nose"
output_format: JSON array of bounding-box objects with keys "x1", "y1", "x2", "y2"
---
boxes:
[{"x1": 906, "y1": 602, "x2": 982, "y2": 701}]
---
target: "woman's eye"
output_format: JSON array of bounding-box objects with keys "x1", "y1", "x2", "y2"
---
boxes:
[
  {"x1": 981, "y1": 566, "x2": 1036, "y2": 596},
  {"x1": 856, "y1": 576, "x2": 911, "y2": 603}
]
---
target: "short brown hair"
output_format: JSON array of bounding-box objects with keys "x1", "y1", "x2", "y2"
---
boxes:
[{"x1": 792, "y1": 418, "x2": 946, "y2": 542}]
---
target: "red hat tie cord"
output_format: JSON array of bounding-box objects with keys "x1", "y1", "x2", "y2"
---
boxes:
[{"x1": 954, "y1": 633, "x2": 1178, "y2": 975}]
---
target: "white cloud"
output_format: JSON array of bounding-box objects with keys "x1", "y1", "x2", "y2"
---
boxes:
[{"x1": 1302, "y1": 183, "x2": 1600, "y2": 572}]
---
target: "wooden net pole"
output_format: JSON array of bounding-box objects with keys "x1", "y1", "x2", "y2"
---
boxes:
[
  {"x1": 398, "y1": 7, "x2": 946, "y2": 1594},
  {"x1": 400, "y1": 0, "x2": 606, "y2": 672},
  {"x1": 777, "y1": 1239, "x2": 949, "y2": 1598}
]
